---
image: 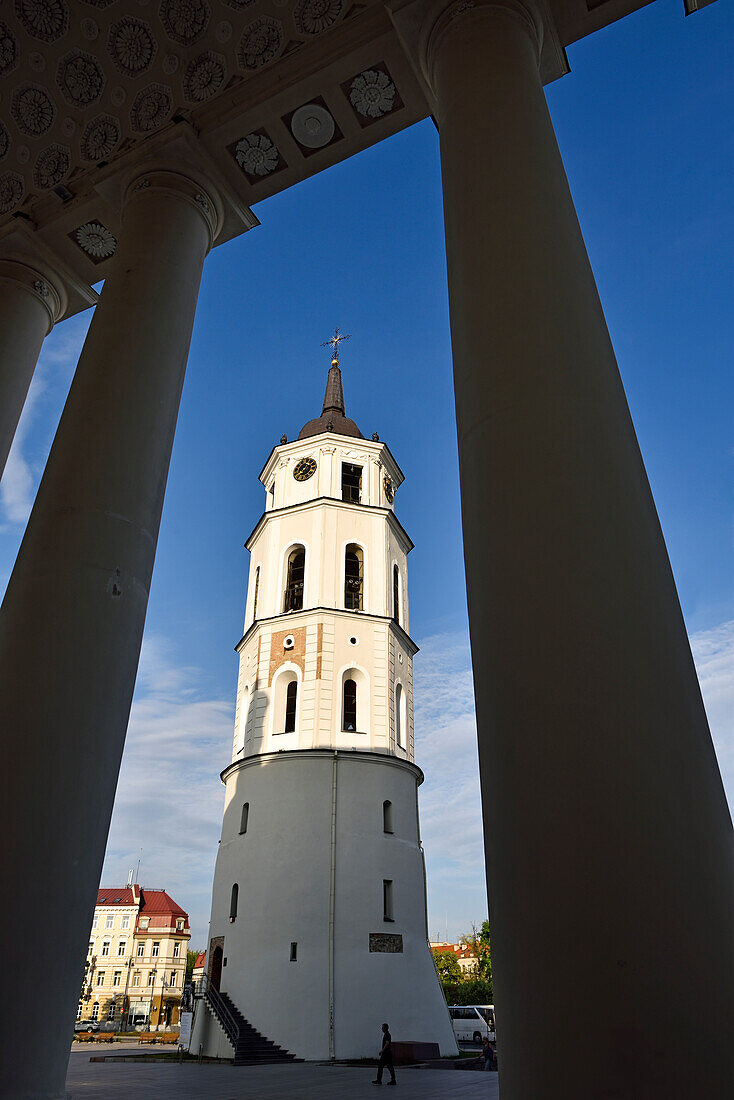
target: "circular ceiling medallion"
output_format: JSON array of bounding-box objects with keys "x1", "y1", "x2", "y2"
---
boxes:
[{"x1": 290, "y1": 103, "x2": 334, "y2": 149}]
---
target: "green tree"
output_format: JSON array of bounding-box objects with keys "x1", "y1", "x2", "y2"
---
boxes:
[
  {"x1": 459, "y1": 919, "x2": 493, "y2": 1000},
  {"x1": 185, "y1": 949, "x2": 201, "y2": 983},
  {"x1": 433, "y1": 949, "x2": 462, "y2": 1002}
]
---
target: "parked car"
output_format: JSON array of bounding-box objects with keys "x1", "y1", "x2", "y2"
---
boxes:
[
  {"x1": 448, "y1": 1004, "x2": 496, "y2": 1044},
  {"x1": 74, "y1": 1020, "x2": 100, "y2": 1032}
]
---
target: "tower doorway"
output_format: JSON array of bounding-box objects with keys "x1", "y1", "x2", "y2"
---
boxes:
[{"x1": 211, "y1": 946, "x2": 223, "y2": 991}]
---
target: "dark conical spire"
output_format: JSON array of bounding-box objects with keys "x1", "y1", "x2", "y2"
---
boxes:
[
  {"x1": 322, "y1": 363, "x2": 345, "y2": 416},
  {"x1": 298, "y1": 330, "x2": 363, "y2": 440}
]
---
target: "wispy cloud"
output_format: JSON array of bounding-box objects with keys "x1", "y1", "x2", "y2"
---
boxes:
[
  {"x1": 690, "y1": 619, "x2": 734, "y2": 809},
  {"x1": 101, "y1": 636, "x2": 234, "y2": 948},
  {"x1": 0, "y1": 314, "x2": 90, "y2": 530}
]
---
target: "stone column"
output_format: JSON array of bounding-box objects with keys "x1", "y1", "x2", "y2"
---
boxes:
[
  {"x1": 0, "y1": 168, "x2": 219, "y2": 1100},
  {"x1": 424, "y1": 2, "x2": 734, "y2": 1096},
  {"x1": 0, "y1": 260, "x2": 63, "y2": 480}
]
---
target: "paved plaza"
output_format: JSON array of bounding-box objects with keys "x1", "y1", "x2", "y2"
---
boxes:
[{"x1": 66, "y1": 1045, "x2": 499, "y2": 1099}]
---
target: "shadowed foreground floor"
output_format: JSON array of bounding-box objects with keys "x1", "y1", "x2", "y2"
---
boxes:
[{"x1": 66, "y1": 1045, "x2": 500, "y2": 1099}]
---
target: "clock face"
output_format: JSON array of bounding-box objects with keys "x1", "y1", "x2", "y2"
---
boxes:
[
  {"x1": 293, "y1": 457, "x2": 317, "y2": 482},
  {"x1": 383, "y1": 475, "x2": 394, "y2": 503}
]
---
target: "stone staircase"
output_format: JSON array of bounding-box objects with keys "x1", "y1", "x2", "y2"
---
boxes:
[{"x1": 203, "y1": 980, "x2": 299, "y2": 1066}]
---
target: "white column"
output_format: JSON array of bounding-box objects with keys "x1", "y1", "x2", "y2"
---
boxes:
[
  {"x1": 0, "y1": 259, "x2": 63, "y2": 480},
  {"x1": 424, "y1": 1, "x2": 734, "y2": 1096},
  {"x1": 0, "y1": 168, "x2": 220, "y2": 1100}
]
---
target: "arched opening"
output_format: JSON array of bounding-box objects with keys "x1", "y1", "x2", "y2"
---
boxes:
[
  {"x1": 284, "y1": 680, "x2": 297, "y2": 733},
  {"x1": 344, "y1": 544, "x2": 364, "y2": 610},
  {"x1": 284, "y1": 546, "x2": 305, "y2": 612},
  {"x1": 342, "y1": 678, "x2": 357, "y2": 731},
  {"x1": 210, "y1": 946, "x2": 223, "y2": 991},
  {"x1": 395, "y1": 683, "x2": 405, "y2": 748},
  {"x1": 393, "y1": 565, "x2": 401, "y2": 625},
  {"x1": 230, "y1": 883, "x2": 239, "y2": 921},
  {"x1": 252, "y1": 565, "x2": 260, "y2": 620},
  {"x1": 383, "y1": 799, "x2": 394, "y2": 833},
  {"x1": 240, "y1": 802, "x2": 249, "y2": 834}
]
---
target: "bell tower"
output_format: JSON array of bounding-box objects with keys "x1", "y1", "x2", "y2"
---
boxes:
[{"x1": 193, "y1": 336, "x2": 457, "y2": 1061}]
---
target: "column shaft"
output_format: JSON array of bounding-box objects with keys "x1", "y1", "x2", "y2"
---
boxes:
[
  {"x1": 430, "y1": 3, "x2": 734, "y2": 1095},
  {"x1": 0, "y1": 171, "x2": 214, "y2": 1100},
  {"x1": 0, "y1": 263, "x2": 59, "y2": 480}
]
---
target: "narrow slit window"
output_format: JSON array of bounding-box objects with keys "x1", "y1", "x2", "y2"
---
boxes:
[
  {"x1": 383, "y1": 800, "x2": 394, "y2": 834},
  {"x1": 290, "y1": 942, "x2": 297, "y2": 962},
  {"x1": 342, "y1": 463, "x2": 362, "y2": 504},
  {"x1": 343, "y1": 678, "x2": 357, "y2": 731},
  {"x1": 284, "y1": 547, "x2": 305, "y2": 612},
  {"x1": 284, "y1": 680, "x2": 297, "y2": 733},
  {"x1": 383, "y1": 879, "x2": 394, "y2": 922},
  {"x1": 395, "y1": 683, "x2": 403, "y2": 748},
  {"x1": 252, "y1": 566, "x2": 260, "y2": 620},
  {"x1": 240, "y1": 802, "x2": 249, "y2": 834},
  {"x1": 230, "y1": 883, "x2": 239, "y2": 921},
  {"x1": 344, "y1": 544, "x2": 364, "y2": 610},
  {"x1": 393, "y1": 565, "x2": 400, "y2": 625}
]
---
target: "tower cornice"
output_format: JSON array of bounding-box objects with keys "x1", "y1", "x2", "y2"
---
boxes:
[
  {"x1": 258, "y1": 433, "x2": 405, "y2": 487},
  {"x1": 235, "y1": 606, "x2": 420, "y2": 657},
  {"x1": 220, "y1": 747, "x2": 425, "y2": 787},
  {"x1": 244, "y1": 496, "x2": 414, "y2": 554}
]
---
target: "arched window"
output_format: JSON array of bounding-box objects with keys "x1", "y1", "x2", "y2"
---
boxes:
[
  {"x1": 230, "y1": 883, "x2": 239, "y2": 921},
  {"x1": 344, "y1": 544, "x2": 364, "y2": 610},
  {"x1": 284, "y1": 680, "x2": 297, "y2": 733},
  {"x1": 284, "y1": 547, "x2": 305, "y2": 612},
  {"x1": 252, "y1": 566, "x2": 260, "y2": 620},
  {"x1": 343, "y1": 678, "x2": 357, "y2": 731},
  {"x1": 383, "y1": 800, "x2": 394, "y2": 834},
  {"x1": 240, "y1": 803, "x2": 249, "y2": 834},
  {"x1": 395, "y1": 683, "x2": 404, "y2": 748},
  {"x1": 393, "y1": 565, "x2": 400, "y2": 625}
]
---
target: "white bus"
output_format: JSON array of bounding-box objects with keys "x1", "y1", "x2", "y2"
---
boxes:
[{"x1": 448, "y1": 1004, "x2": 496, "y2": 1044}]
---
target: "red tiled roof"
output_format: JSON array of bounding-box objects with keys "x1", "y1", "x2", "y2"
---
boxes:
[
  {"x1": 140, "y1": 889, "x2": 188, "y2": 918},
  {"x1": 96, "y1": 888, "x2": 136, "y2": 906},
  {"x1": 96, "y1": 886, "x2": 189, "y2": 928},
  {"x1": 193, "y1": 952, "x2": 206, "y2": 968}
]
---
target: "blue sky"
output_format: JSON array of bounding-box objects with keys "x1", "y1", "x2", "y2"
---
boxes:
[{"x1": 1, "y1": 0, "x2": 732, "y2": 946}]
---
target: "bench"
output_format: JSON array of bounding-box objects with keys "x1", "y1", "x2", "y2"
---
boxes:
[
  {"x1": 138, "y1": 1031, "x2": 179, "y2": 1044},
  {"x1": 74, "y1": 1032, "x2": 96, "y2": 1042}
]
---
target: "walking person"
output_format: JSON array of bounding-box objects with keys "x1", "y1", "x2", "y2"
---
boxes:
[{"x1": 372, "y1": 1022, "x2": 396, "y2": 1086}]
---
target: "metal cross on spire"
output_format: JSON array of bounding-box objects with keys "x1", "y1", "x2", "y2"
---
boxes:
[{"x1": 321, "y1": 326, "x2": 351, "y2": 366}]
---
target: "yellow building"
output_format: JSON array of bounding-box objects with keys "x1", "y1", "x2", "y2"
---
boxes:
[{"x1": 79, "y1": 884, "x2": 190, "y2": 1031}]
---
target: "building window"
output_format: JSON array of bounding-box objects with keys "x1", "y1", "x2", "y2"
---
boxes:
[
  {"x1": 342, "y1": 463, "x2": 362, "y2": 504},
  {"x1": 284, "y1": 547, "x2": 305, "y2": 612},
  {"x1": 101, "y1": 941, "x2": 110, "y2": 957},
  {"x1": 170, "y1": 971, "x2": 177, "y2": 986},
  {"x1": 117, "y1": 941, "x2": 126, "y2": 956},
  {"x1": 395, "y1": 683, "x2": 404, "y2": 748},
  {"x1": 230, "y1": 883, "x2": 239, "y2": 921},
  {"x1": 148, "y1": 972, "x2": 155, "y2": 987},
  {"x1": 253, "y1": 565, "x2": 260, "y2": 620},
  {"x1": 240, "y1": 802, "x2": 250, "y2": 834},
  {"x1": 77, "y1": 1002, "x2": 83, "y2": 1020},
  {"x1": 152, "y1": 942, "x2": 160, "y2": 958},
  {"x1": 87, "y1": 942, "x2": 94, "y2": 957},
  {"x1": 105, "y1": 914, "x2": 114, "y2": 930},
  {"x1": 113, "y1": 972, "x2": 121, "y2": 987},
  {"x1": 284, "y1": 680, "x2": 297, "y2": 734},
  {"x1": 173, "y1": 942, "x2": 180, "y2": 959},
  {"x1": 342, "y1": 678, "x2": 357, "y2": 732},
  {"x1": 108, "y1": 1003, "x2": 116, "y2": 1020},
  {"x1": 393, "y1": 565, "x2": 400, "y2": 625},
  {"x1": 136, "y1": 942, "x2": 144, "y2": 957},
  {"x1": 121, "y1": 915, "x2": 130, "y2": 930},
  {"x1": 290, "y1": 942, "x2": 298, "y2": 962},
  {"x1": 92, "y1": 915, "x2": 98, "y2": 931},
  {"x1": 383, "y1": 800, "x2": 394, "y2": 834},
  {"x1": 132, "y1": 972, "x2": 141, "y2": 987},
  {"x1": 91, "y1": 1003, "x2": 99, "y2": 1021},
  {"x1": 383, "y1": 880, "x2": 394, "y2": 922},
  {"x1": 96, "y1": 972, "x2": 105, "y2": 986},
  {"x1": 176, "y1": 918, "x2": 184, "y2": 931},
  {"x1": 140, "y1": 917, "x2": 149, "y2": 930},
  {"x1": 344, "y1": 544, "x2": 364, "y2": 610}
]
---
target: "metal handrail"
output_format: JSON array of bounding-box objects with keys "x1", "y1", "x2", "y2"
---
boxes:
[{"x1": 198, "y1": 973, "x2": 240, "y2": 1048}]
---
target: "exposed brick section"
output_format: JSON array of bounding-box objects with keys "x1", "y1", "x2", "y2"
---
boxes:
[{"x1": 268, "y1": 626, "x2": 307, "y2": 685}]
